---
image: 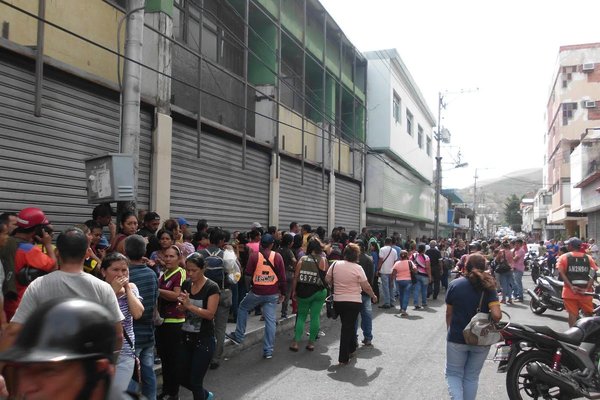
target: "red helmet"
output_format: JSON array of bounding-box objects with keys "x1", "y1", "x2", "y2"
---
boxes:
[{"x1": 16, "y1": 207, "x2": 49, "y2": 229}]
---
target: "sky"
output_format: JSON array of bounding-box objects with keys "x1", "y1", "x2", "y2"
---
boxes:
[{"x1": 319, "y1": 0, "x2": 600, "y2": 189}]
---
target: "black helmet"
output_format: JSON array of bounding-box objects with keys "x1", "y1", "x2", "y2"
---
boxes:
[{"x1": 0, "y1": 297, "x2": 116, "y2": 364}]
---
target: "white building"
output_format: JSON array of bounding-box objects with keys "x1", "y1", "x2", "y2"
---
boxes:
[{"x1": 364, "y1": 49, "x2": 436, "y2": 239}]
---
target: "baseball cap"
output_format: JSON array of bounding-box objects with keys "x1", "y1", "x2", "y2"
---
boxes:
[
  {"x1": 565, "y1": 237, "x2": 583, "y2": 249},
  {"x1": 177, "y1": 217, "x2": 190, "y2": 227},
  {"x1": 261, "y1": 234, "x2": 275, "y2": 246},
  {"x1": 144, "y1": 211, "x2": 161, "y2": 223},
  {"x1": 251, "y1": 222, "x2": 262, "y2": 229},
  {"x1": 97, "y1": 236, "x2": 110, "y2": 250}
]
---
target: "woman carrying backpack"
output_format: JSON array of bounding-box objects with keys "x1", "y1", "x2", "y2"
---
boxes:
[{"x1": 289, "y1": 239, "x2": 329, "y2": 352}]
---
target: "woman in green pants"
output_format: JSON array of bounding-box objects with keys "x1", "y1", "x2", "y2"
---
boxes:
[{"x1": 289, "y1": 238, "x2": 329, "y2": 351}]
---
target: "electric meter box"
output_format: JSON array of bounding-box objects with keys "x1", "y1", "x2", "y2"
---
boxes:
[{"x1": 85, "y1": 153, "x2": 135, "y2": 203}]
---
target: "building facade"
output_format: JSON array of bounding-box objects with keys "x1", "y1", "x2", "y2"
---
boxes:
[
  {"x1": 544, "y1": 43, "x2": 600, "y2": 237},
  {"x1": 363, "y1": 49, "x2": 436, "y2": 239},
  {"x1": 0, "y1": 0, "x2": 367, "y2": 233}
]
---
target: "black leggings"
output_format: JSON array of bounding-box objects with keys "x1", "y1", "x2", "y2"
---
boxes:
[
  {"x1": 334, "y1": 301, "x2": 361, "y2": 363},
  {"x1": 179, "y1": 334, "x2": 216, "y2": 400},
  {"x1": 156, "y1": 322, "x2": 182, "y2": 396}
]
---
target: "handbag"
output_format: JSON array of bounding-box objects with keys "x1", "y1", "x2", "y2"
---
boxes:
[
  {"x1": 463, "y1": 291, "x2": 502, "y2": 346},
  {"x1": 122, "y1": 328, "x2": 142, "y2": 384},
  {"x1": 408, "y1": 260, "x2": 417, "y2": 284},
  {"x1": 495, "y1": 251, "x2": 511, "y2": 274},
  {"x1": 325, "y1": 262, "x2": 338, "y2": 319}
]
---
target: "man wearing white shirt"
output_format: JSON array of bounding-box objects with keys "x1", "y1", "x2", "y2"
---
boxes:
[{"x1": 377, "y1": 237, "x2": 397, "y2": 309}]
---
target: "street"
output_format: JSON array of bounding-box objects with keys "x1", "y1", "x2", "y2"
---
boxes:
[{"x1": 180, "y1": 273, "x2": 570, "y2": 400}]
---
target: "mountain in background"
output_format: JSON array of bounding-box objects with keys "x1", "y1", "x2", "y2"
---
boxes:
[{"x1": 451, "y1": 168, "x2": 543, "y2": 223}]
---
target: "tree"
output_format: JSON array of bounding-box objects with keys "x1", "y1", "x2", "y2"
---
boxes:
[{"x1": 504, "y1": 194, "x2": 522, "y2": 232}]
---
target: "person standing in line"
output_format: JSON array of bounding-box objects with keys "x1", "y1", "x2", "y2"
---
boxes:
[
  {"x1": 325, "y1": 243, "x2": 377, "y2": 365},
  {"x1": 177, "y1": 253, "x2": 220, "y2": 400},
  {"x1": 124, "y1": 235, "x2": 159, "y2": 400},
  {"x1": 289, "y1": 239, "x2": 328, "y2": 352},
  {"x1": 495, "y1": 241, "x2": 514, "y2": 304},
  {"x1": 411, "y1": 244, "x2": 432, "y2": 309},
  {"x1": 445, "y1": 254, "x2": 501, "y2": 400},
  {"x1": 377, "y1": 238, "x2": 397, "y2": 309},
  {"x1": 227, "y1": 234, "x2": 287, "y2": 359},
  {"x1": 588, "y1": 238, "x2": 599, "y2": 265},
  {"x1": 426, "y1": 240, "x2": 443, "y2": 300},
  {"x1": 511, "y1": 239, "x2": 526, "y2": 302},
  {"x1": 279, "y1": 233, "x2": 297, "y2": 319},
  {"x1": 354, "y1": 239, "x2": 375, "y2": 345},
  {"x1": 137, "y1": 211, "x2": 161, "y2": 258},
  {"x1": 391, "y1": 250, "x2": 416, "y2": 317},
  {"x1": 110, "y1": 211, "x2": 138, "y2": 254}
]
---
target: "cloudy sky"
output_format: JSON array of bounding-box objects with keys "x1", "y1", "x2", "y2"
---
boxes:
[{"x1": 319, "y1": 0, "x2": 600, "y2": 189}]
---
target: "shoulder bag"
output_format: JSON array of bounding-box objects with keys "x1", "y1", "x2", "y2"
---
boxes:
[
  {"x1": 325, "y1": 262, "x2": 338, "y2": 319},
  {"x1": 122, "y1": 328, "x2": 142, "y2": 385},
  {"x1": 463, "y1": 291, "x2": 502, "y2": 346},
  {"x1": 495, "y1": 251, "x2": 511, "y2": 274}
]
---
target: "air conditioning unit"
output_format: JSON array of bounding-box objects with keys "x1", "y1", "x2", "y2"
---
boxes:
[
  {"x1": 584, "y1": 100, "x2": 597, "y2": 108},
  {"x1": 582, "y1": 63, "x2": 595, "y2": 72}
]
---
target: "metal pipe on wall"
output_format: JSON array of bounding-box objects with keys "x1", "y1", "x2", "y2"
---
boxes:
[{"x1": 34, "y1": 0, "x2": 45, "y2": 117}]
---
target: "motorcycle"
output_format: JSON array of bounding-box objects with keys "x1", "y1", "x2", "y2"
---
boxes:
[
  {"x1": 495, "y1": 309, "x2": 600, "y2": 399},
  {"x1": 528, "y1": 275, "x2": 565, "y2": 315},
  {"x1": 530, "y1": 254, "x2": 550, "y2": 283}
]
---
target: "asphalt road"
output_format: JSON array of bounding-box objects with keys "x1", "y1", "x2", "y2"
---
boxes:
[{"x1": 179, "y1": 272, "x2": 570, "y2": 400}]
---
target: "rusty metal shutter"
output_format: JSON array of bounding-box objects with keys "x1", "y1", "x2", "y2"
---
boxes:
[
  {"x1": 0, "y1": 50, "x2": 152, "y2": 231},
  {"x1": 279, "y1": 157, "x2": 329, "y2": 231},
  {"x1": 170, "y1": 120, "x2": 270, "y2": 232}
]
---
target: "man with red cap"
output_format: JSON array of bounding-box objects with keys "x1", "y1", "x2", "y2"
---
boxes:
[{"x1": 4, "y1": 208, "x2": 57, "y2": 321}]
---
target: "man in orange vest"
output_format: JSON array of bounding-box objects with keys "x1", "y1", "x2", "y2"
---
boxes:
[{"x1": 226, "y1": 234, "x2": 287, "y2": 359}]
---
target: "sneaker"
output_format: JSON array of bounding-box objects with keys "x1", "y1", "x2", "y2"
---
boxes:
[
  {"x1": 263, "y1": 353, "x2": 273, "y2": 359},
  {"x1": 362, "y1": 339, "x2": 372, "y2": 346},
  {"x1": 413, "y1": 305, "x2": 422, "y2": 310},
  {"x1": 226, "y1": 332, "x2": 241, "y2": 345},
  {"x1": 423, "y1": 303, "x2": 428, "y2": 307},
  {"x1": 378, "y1": 304, "x2": 391, "y2": 309},
  {"x1": 401, "y1": 312, "x2": 409, "y2": 318},
  {"x1": 207, "y1": 391, "x2": 215, "y2": 400}
]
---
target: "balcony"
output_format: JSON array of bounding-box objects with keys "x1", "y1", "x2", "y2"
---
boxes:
[{"x1": 573, "y1": 140, "x2": 600, "y2": 188}]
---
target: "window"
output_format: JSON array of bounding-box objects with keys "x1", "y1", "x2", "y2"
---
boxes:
[
  {"x1": 562, "y1": 102, "x2": 577, "y2": 126},
  {"x1": 426, "y1": 136, "x2": 432, "y2": 156},
  {"x1": 417, "y1": 125, "x2": 423, "y2": 149},
  {"x1": 393, "y1": 92, "x2": 401, "y2": 124},
  {"x1": 406, "y1": 109, "x2": 413, "y2": 136}
]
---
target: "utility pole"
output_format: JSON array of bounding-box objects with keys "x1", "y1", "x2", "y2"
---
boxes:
[
  {"x1": 433, "y1": 92, "x2": 445, "y2": 240},
  {"x1": 119, "y1": 0, "x2": 145, "y2": 215}
]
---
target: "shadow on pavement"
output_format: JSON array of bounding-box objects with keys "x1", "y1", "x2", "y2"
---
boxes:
[
  {"x1": 354, "y1": 346, "x2": 382, "y2": 360},
  {"x1": 326, "y1": 364, "x2": 383, "y2": 387},
  {"x1": 394, "y1": 314, "x2": 424, "y2": 321}
]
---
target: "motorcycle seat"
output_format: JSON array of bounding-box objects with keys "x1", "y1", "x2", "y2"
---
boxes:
[{"x1": 527, "y1": 325, "x2": 583, "y2": 345}]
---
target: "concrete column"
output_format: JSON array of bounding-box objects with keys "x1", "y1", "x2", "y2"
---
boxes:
[
  {"x1": 359, "y1": 150, "x2": 367, "y2": 230},
  {"x1": 328, "y1": 170, "x2": 335, "y2": 236},
  {"x1": 151, "y1": 113, "x2": 172, "y2": 218},
  {"x1": 269, "y1": 152, "x2": 280, "y2": 228}
]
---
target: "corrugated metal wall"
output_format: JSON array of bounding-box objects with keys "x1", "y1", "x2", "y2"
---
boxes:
[
  {"x1": 0, "y1": 51, "x2": 152, "y2": 231},
  {"x1": 279, "y1": 157, "x2": 329, "y2": 231},
  {"x1": 170, "y1": 120, "x2": 270, "y2": 232},
  {"x1": 334, "y1": 175, "x2": 361, "y2": 231}
]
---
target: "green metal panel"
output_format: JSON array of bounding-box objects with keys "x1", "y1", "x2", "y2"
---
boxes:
[
  {"x1": 256, "y1": 0, "x2": 279, "y2": 18},
  {"x1": 146, "y1": 0, "x2": 173, "y2": 16},
  {"x1": 325, "y1": 73, "x2": 336, "y2": 122},
  {"x1": 281, "y1": 0, "x2": 303, "y2": 42},
  {"x1": 248, "y1": 8, "x2": 277, "y2": 85},
  {"x1": 305, "y1": 15, "x2": 324, "y2": 61},
  {"x1": 227, "y1": 0, "x2": 245, "y2": 14}
]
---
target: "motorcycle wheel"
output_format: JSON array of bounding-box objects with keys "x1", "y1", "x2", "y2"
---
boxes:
[
  {"x1": 506, "y1": 351, "x2": 564, "y2": 400},
  {"x1": 529, "y1": 288, "x2": 547, "y2": 315}
]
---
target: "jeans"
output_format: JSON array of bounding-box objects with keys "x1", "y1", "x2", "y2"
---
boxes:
[
  {"x1": 294, "y1": 288, "x2": 327, "y2": 342},
  {"x1": 512, "y1": 270, "x2": 524, "y2": 300},
  {"x1": 414, "y1": 274, "x2": 429, "y2": 306},
  {"x1": 179, "y1": 334, "x2": 215, "y2": 400},
  {"x1": 111, "y1": 353, "x2": 134, "y2": 398},
  {"x1": 354, "y1": 293, "x2": 373, "y2": 342},
  {"x1": 282, "y1": 270, "x2": 295, "y2": 316},
  {"x1": 432, "y1": 270, "x2": 441, "y2": 299},
  {"x1": 235, "y1": 291, "x2": 279, "y2": 356},
  {"x1": 441, "y1": 268, "x2": 449, "y2": 289},
  {"x1": 128, "y1": 344, "x2": 157, "y2": 400},
  {"x1": 395, "y1": 280, "x2": 412, "y2": 311},
  {"x1": 212, "y1": 289, "x2": 232, "y2": 364},
  {"x1": 497, "y1": 271, "x2": 514, "y2": 301},
  {"x1": 446, "y1": 341, "x2": 490, "y2": 400},
  {"x1": 334, "y1": 301, "x2": 361, "y2": 363},
  {"x1": 380, "y1": 273, "x2": 392, "y2": 306},
  {"x1": 156, "y1": 322, "x2": 182, "y2": 396}
]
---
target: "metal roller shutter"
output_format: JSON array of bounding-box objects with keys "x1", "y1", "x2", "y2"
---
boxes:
[
  {"x1": 170, "y1": 121, "x2": 270, "y2": 232},
  {"x1": 0, "y1": 51, "x2": 153, "y2": 231},
  {"x1": 334, "y1": 175, "x2": 361, "y2": 231},
  {"x1": 279, "y1": 157, "x2": 329, "y2": 231}
]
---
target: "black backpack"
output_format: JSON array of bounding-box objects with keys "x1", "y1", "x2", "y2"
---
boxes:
[{"x1": 201, "y1": 248, "x2": 226, "y2": 289}]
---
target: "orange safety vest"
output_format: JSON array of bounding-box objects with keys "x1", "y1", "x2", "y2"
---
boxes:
[{"x1": 253, "y1": 251, "x2": 278, "y2": 286}]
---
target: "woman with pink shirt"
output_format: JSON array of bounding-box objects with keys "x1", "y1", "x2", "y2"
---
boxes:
[
  {"x1": 391, "y1": 250, "x2": 417, "y2": 317},
  {"x1": 325, "y1": 243, "x2": 377, "y2": 365}
]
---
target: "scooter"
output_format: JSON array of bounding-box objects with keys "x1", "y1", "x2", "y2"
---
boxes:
[
  {"x1": 527, "y1": 275, "x2": 564, "y2": 315},
  {"x1": 529, "y1": 254, "x2": 550, "y2": 283},
  {"x1": 495, "y1": 302, "x2": 600, "y2": 400}
]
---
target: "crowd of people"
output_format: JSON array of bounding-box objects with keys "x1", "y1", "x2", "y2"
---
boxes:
[{"x1": 0, "y1": 205, "x2": 598, "y2": 400}]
